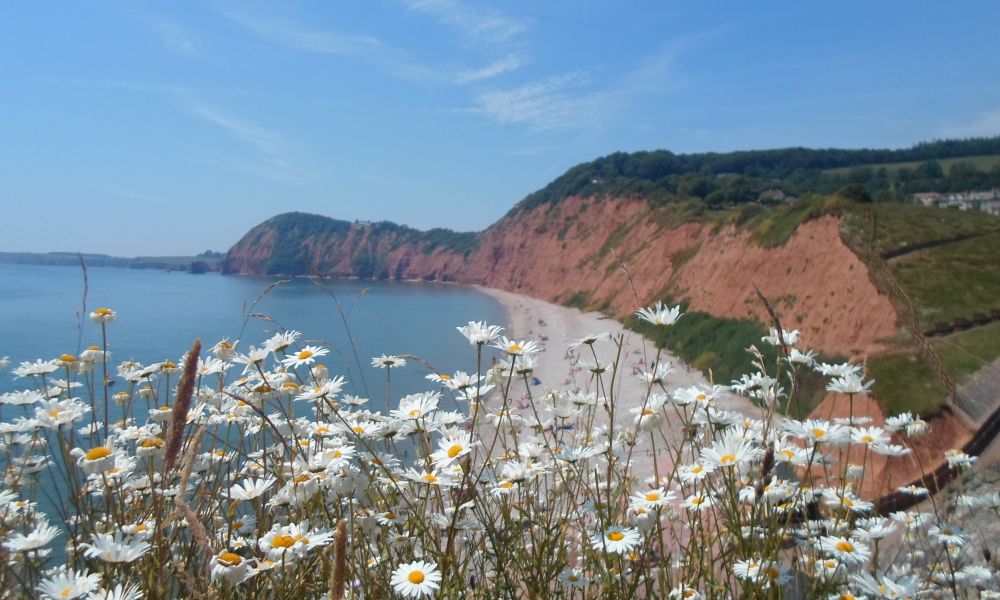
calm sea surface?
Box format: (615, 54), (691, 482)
(0, 263), (507, 402)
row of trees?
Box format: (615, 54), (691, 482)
(515, 136), (1000, 211)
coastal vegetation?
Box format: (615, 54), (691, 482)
(1, 306), (996, 598)
(509, 135), (1000, 214)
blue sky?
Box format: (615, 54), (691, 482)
(3, 1), (1000, 255)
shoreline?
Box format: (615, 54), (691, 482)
(474, 285), (758, 478)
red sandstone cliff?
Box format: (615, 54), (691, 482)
(224, 198), (898, 359)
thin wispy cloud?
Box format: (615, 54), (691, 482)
(218, 7), (384, 57)
(455, 54), (524, 84)
(939, 108), (1000, 138)
(189, 104), (308, 184)
(471, 30), (719, 132)
(400, 0), (529, 45)
(473, 73), (620, 132)
(150, 18), (198, 55)
(216, 5), (518, 85)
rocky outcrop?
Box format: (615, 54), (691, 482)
(224, 198), (898, 359)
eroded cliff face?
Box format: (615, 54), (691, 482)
(224, 198), (898, 358)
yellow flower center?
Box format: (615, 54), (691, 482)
(86, 345), (100, 351)
(49, 410), (62, 418)
(836, 540), (855, 553)
(692, 466), (703, 473)
(568, 574), (579, 582)
(159, 406), (171, 412)
(94, 307), (113, 315)
(408, 570), (425, 584)
(438, 374), (452, 380)
(162, 361), (176, 369)
(134, 523), (147, 532)
(60, 588), (73, 598)
(353, 426), (365, 434)
(691, 497), (704, 505)
(85, 447), (112, 461)
(408, 409), (421, 417)
(720, 453), (736, 465)
(59, 354), (77, 362)
(271, 534), (295, 548)
(139, 438), (164, 448)
(642, 409), (654, 415)
(384, 512), (396, 520)
(696, 393), (706, 401)
(645, 492), (660, 502)
(607, 531), (625, 542)
(499, 481), (514, 489)
(293, 474), (310, 484)
(812, 428), (826, 438)
(422, 474), (438, 483)
(283, 382), (299, 389)
(508, 344), (522, 353)
(297, 350), (313, 360)
(219, 551), (242, 566)
(447, 444), (463, 458)
(842, 497), (854, 507)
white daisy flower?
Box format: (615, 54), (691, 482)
(456, 321), (503, 345)
(211, 550), (256, 586)
(590, 526), (641, 554)
(282, 345), (328, 368)
(390, 560), (441, 598)
(372, 354), (406, 368)
(635, 302), (683, 326)
(81, 532), (150, 563)
(38, 569), (101, 599)
(491, 336), (540, 357)
(89, 307), (117, 324)
(84, 582), (143, 600)
(258, 522), (332, 561)
(227, 477), (276, 501)
(3, 521), (61, 552)
(817, 535), (871, 566)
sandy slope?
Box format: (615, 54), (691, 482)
(476, 286), (759, 479)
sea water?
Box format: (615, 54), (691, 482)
(0, 263), (507, 403)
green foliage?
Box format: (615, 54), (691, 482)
(669, 244), (701, 269)
(747, 195), (843, 247)
(841, 202), (1000, 256)
(597, 222), (633, 260)
(890, 233), (1000, 329)
(507, 137), (1000, 216)
(868, 351), (949, 416)
(256, 212), (478, 276)
(564, 291), (592, 309)
(823, 153), (1000, 176)
(933, 321), (1000, 384)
